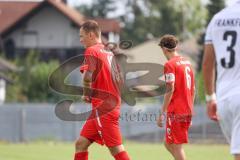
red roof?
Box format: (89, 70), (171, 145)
(0, 0), (120, 36)
(48, 0), (84, 26)
(94, 18), (121, 33)
(0, 1), (40, 34)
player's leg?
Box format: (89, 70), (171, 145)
(164, 116), (177, 158)
(235, 154), (240, 160)
(164, 142), (185, 160)
(74, 136), (92, 160)
(165, 114), (190, 160)
(75, 136), (92, 152)
(171, 144), (186, 160)
(217, 99), (233, 144)
(230, 94), (240, 160)
(231, 115), (240, 160)
(74, 119), (102, 160)
(108, 145), (130, 160)
(164, 142), (174, 156)
(218, 96), (240, 160)
(100, 111), (130, 160)
(108, 144), (125, 155)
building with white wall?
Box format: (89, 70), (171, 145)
(0, 0), (121, 60)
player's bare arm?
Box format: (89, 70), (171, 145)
(82, 70), (93, 103)
(202, 44), (218, 121)
(157, 82), (174, 127)
(202, 44), (215, 95)
(162, 83), (175, 113)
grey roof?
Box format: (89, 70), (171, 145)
(125, 38), (198, 71)
(125, 39), (167, 65)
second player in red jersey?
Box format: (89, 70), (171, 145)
(164, 56), (194, 116)
(157, 35), (195, 160)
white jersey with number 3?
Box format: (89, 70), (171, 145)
(205, 1), (240, 101)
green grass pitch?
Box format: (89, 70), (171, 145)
(0, 141), (232, 160)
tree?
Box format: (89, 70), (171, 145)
(120, 0), (206, 45)
(6, 51), (62, 102)
(120, 0), (154, 45)
(206, 0), (225, 24)
(26, 61), (60, 102)
(196, 0), (225, 103)
(197, 0), (225, 71)
(75, 0), (206, 45)
(77, 0), (116, 18)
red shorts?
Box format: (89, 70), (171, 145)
(80, 109), (122, 147)
(165, 114), (192, 144)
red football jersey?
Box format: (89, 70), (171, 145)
(164, 56), (195, 115)
(80, 43), (122, 109)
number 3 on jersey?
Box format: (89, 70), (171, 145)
(185, 66), (191, 90)
(221, 31), (237, 69)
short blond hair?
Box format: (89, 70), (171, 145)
(81, 20), (101, 37)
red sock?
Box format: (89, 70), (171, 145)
(74, 151), (88, 160)
(114, 151), (130, 160)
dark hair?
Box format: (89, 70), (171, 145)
(81, 20), (101, 37)
(159, 34), (178, 50)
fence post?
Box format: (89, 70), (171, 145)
(19, 107), (26, 142)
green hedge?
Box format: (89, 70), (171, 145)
(6, 51), (62, 102)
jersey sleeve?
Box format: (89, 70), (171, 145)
(80, 48), (97, 73)
(205, 17), (215, 45)
(164, 62), (175, 84)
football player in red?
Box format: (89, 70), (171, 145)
(157, 35), (195, 160)
(74, 20), (130, 160)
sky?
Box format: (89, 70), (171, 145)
(68, 0), (127, 18)
(68, 0), (237, 7)
(67, 0), (238, 18)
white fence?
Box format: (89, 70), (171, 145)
(0, 103), (225, 143)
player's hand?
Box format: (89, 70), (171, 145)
(157, 113), (165, 127)
(81, 96), (91, 103)
(207, 100), (219, 122)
